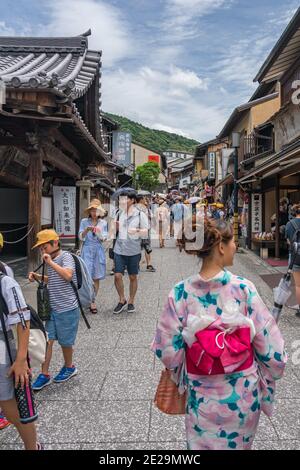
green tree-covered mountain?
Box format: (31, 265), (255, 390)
(105, 112), (199, 155)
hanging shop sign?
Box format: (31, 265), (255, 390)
(208, 152), (216, 179)
(251, 193), (262, 233)
(53, 186), (76, 239)
(112, 131), (131, 166)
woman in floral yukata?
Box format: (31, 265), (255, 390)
(152, 218), (287, 450)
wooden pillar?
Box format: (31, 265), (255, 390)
(27, 150), (42, 272)
(275, 174), (280, 259)
(76, 180), (94, 221)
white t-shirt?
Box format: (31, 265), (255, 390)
(114, 207), (149, 256)
(0, 274), (30, 331)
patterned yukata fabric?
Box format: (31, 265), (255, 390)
(151, 270), (287, 450)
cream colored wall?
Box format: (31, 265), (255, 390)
(234, 113), (251, 134)
(132, 143), (160, 166)
(131, 143), (165, 183)
(229, 97), (280, 138)
(251, 97), (280, 129)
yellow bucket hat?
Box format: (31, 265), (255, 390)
(0, 232), (3, 249)
(32, 229), (59, 249)
(84, 198), (106, 217)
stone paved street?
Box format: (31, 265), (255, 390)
(0, 241), (300, 450)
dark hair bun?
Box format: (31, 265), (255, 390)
(183, 217), (233, 258)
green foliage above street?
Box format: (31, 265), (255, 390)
(135, 161), (160, 191)
(105, 112), (199, 154)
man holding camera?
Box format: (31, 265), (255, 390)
(112, 190), (149, 314)
(136, 195), (156, 272)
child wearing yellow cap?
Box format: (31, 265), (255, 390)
(29, 229), (80, 390)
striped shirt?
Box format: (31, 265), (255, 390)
(47, 251), (78, 314)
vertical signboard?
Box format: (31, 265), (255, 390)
(251, 193), (262, 233)
(53, 186), (76, 239)
(112, 132), (131, 165)
(208, 152), (216, 179)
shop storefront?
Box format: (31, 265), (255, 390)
(238, 141), (300, 261)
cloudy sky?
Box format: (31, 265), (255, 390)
(0, 0), (298, 141)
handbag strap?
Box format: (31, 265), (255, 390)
(70, 281), (91, 330)
(41, 261), (45, 282)
(112, 210), (120, 249)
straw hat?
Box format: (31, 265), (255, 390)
(84, 198), (106, 217)
(32, 229), (59, 249)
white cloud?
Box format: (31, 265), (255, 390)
(0, 21), (32, 36)
(41, 0), (134, 67)
(212, 33), (276, 91)
(103, 65), (226, 141)
(167, 0), (231, 15)
(152, 123), (192, 138)
(162, 0), (235, 40)
(0, 21), (17, 36)
(268, 7), (297, 27)
(170, 66), (209, 90)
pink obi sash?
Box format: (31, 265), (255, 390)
(186, 326), (254, 375)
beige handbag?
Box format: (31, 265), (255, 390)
(12, 325), (47, 368)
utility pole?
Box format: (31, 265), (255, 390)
(232, 132), (240, 246)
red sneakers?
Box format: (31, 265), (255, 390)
(0, 415), (10, 430)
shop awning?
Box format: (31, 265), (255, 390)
(237, 138), (300, 183)
(215, 173), (234, 188)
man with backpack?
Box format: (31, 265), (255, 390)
(285, 203), (300, 318)
(28, 229), (80, 390)
(112, 190), (149, 314)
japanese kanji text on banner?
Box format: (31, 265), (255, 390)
(53, 186), (76, 239)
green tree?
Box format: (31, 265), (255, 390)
(135, 161), (160, 191)
(104, 112), (200, 154)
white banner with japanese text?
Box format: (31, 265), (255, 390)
(53, 186), (76, 239)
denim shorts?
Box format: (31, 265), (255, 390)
(114, 253), (141, 275)
(46, 308), (80, 347)
(0, 331), (17, 401)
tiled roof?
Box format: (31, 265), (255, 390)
(0, 30), (101, 99)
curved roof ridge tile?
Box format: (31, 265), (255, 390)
(2, 53), (46, 80)
(10, 53), (60, 83)
(0, 54), (34, 74)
